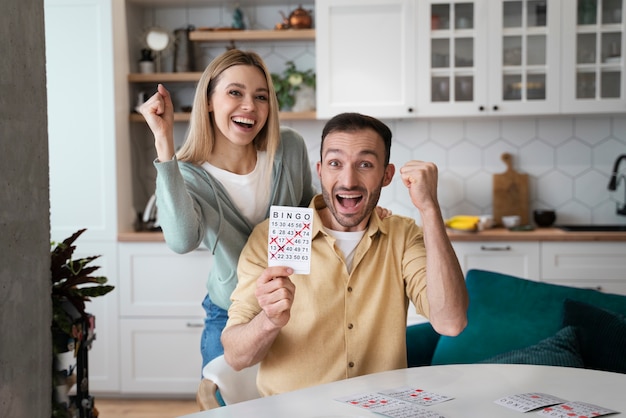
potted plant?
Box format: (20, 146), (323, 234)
(51, 228), (114, 418)
(271, 61), (316, 111)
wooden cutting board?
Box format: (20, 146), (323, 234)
(493, 153), (529, 226)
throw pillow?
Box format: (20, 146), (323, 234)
(480, 326), (584, 368)
(562, 299), (626, 374)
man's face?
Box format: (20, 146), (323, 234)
(316, 128), (394, 232)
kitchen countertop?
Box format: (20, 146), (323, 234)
(446, 227), (626, 242)
(118, 227), (626, 243)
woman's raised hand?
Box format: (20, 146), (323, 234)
(139, 83), (176, 162)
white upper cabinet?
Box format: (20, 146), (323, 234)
(316, 0), (626, 118)
(561, 0), (626, 113)
(417, 0), (561, 117)
(315, 0), (417, 119)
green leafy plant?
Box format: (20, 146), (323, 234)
(51, 228), (114, 417)
(51, 229), (114, 339)
(271, 61), (316, 111)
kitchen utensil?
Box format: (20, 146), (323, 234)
(493, 153), (529, 227)
(278, 5), (313, 29)
(173, 26), (195, 73)
(533, 209), (556, 227)
(288, 5), (313, 28)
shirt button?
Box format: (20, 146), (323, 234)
(347, 286), (353, 292)
(347, 323), (353, 329)
(348, 362), (355, 368)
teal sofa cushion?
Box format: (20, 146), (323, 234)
(430, 269), (626, 365)
(480, 325), (584, 368)
(562, 299), (626, 374)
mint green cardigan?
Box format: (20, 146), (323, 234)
(154, 127), (316, 310)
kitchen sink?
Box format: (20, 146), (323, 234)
(556, 224), (626, 232)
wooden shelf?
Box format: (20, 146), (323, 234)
(129, 111), (317, 122)
(189, 28), (315, 42)
(128, 72), (202, 82)
(129, 112), (192, 122)
(278, 110), (316, 120)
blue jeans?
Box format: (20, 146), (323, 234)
(200, 294), (228, 369)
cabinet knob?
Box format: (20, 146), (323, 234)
(479, 105), (485, 111)
(493, 105), (499, 111)
(407, 107), (414, 113)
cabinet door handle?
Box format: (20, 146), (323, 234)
(186, 322), (204, 328)
(480, 245), (511, 251)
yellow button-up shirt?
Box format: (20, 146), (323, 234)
(226, 195), (430, 396)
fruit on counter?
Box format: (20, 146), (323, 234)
(445, 215), (480, 231)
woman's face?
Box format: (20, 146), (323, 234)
(208, 64), (270, 148)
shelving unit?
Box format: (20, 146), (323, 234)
(127, 70), (316, 122)
(129, 109), (316, 122)
(128, 29), (318, 121)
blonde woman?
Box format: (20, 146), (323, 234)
(139, 49), (315, 368)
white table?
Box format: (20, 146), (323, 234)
(179, 364), (626, 418)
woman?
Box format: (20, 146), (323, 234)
(139, 49), (316, 368)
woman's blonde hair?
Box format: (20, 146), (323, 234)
(176, 49), (281, 166)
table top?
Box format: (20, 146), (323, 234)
(179, 364), (625, 418)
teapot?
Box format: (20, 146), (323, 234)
(277, 5), (313, 29)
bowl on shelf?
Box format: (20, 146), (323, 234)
(533, 209), (556, 227)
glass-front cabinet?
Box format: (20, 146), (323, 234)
(417, 0), (561, 116)
(562, 0), (626, 113)
(416, 0), (488, 116)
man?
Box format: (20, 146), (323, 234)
(221, 112), (469, 396)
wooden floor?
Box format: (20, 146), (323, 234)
(94, 398), (200, 418)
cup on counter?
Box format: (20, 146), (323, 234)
(478, 215), (493, 231)
(502, 215), (521, 229)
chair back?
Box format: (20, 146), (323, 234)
(200, 355), (260, 406)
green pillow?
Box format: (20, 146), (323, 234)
(562, 299), (626, 374)
(480, 326), (584, 368)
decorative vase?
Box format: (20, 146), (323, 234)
(292, 85), (316, 112)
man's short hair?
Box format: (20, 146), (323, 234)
(321, 112), (392, 166)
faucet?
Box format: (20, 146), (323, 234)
(608, 154), (626, 216)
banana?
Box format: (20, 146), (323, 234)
(445, 215), (480, 232)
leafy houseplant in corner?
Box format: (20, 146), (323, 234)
(271, 60), (316, 112)
(51, 228), (114, 418)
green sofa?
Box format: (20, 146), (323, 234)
(406, 269), (626, 373)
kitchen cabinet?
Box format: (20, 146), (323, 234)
(561, 0), (626, 113)
(317, 0), (626, 118)
(541, 242), (626, 294)
(417, 0), (561, 116)
(118, 242), (209, 394)
(451, 239), (626, 296)
(452, 241), (541, 279)
(315, 0), (417, 118)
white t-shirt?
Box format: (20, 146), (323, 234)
(324, 227), (366, 273)
(201, 151), (270, 225)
